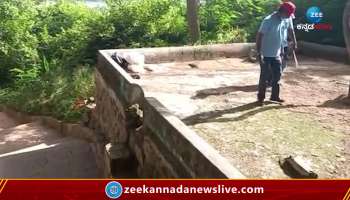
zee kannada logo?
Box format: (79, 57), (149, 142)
(296, 6), (332, 32)
(306, 6), (323, 23)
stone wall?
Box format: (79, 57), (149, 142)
(298, 41), (349, 63)
(92, 44), (249, 178)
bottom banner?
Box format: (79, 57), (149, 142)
(0, 179), (349, 200)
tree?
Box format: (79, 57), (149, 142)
(186, 0), (200, 44)
(344, 0), (350, 97)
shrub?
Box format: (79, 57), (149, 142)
(105, 0), (187, 48)
(34, 1), (104, 67)
(1, 63), (94, 122)
(0, 0), (98, 121)
(0, 0), (39, 85)
(200, 0), (280, 43)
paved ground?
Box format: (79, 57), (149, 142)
(0, 112), (101, 178)
(136, 57), (350, 178)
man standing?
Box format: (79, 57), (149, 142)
(256, 2), (296, 105)
(281, 0), (297, 71)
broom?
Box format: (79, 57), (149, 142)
(292, 50), (299, 68)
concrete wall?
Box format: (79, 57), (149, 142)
(298, 41), (349, 63)
(101, 43), (254, 64)
(92, 43), (250, 178)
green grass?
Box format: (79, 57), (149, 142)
(191, 105), (346, 177)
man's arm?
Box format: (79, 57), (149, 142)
(256, 32), (264, 55)
(257, 18), (268, 56)
(288, 18), (297, 49)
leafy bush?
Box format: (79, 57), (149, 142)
(105, 0), (187, 48)
(0, 1), (99, 121)
(200, 0), (280, 43)
(0, 0), (39, 85)
(35, 1), (104, 67)
(0, 64), (94, 122)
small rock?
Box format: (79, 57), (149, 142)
(327, 165), (336, 172)
(130, 74), (141, 79)
(86, 103), (96, 109)
(335, 146), (345, 151)
(279, 156), (318, 179)
(188, 63), (199, 69)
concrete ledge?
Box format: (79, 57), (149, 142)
(144, 98), (244, 178)
(97, 53), (145, 107)
(101, 43), (255, 64)
(97, 44), (247, 178)
(298, 41), (349, 63)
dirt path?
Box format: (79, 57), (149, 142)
(0, 112), (101, 178)
(0, 112), (19, 131)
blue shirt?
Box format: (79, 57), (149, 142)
(282, 17), (294, 47)
(259, 12), (290, 57)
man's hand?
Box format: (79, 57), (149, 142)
(257, 53), (261, 62)
(257, 52), (263, 64)
(288, 27), (297, 50)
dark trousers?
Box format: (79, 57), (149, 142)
(281, 46), (289, 71)
(267, 47), (288, 81)
(258, 57), (282, 101)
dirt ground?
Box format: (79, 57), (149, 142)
(136, 57), (350, 178)
(0, 112), (19, 132)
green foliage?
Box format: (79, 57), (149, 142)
(106, 0), (187, 48)
(200, 0), (280, 43)
(35, 1), (104, 66)
(0, 65), (94, 122)
(0, 0), (39, 85)
(0, 0), (98, 121)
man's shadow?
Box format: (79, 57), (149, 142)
(192, 85), (258, 99)
(319, 95), (350, 109)
(183, 101), (306, 125)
